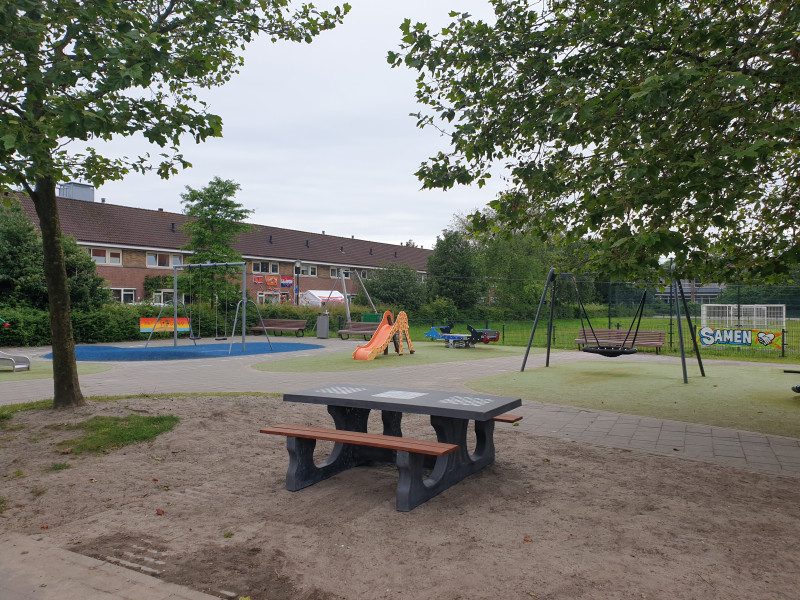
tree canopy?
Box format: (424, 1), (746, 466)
(0, 202), (110, 311)
(426, 229), (484, 309)
(391, 0), (800, 283)
(0, 0), (348, 408)
(364, 262), (427, 311)
(181, 177), (252, 264)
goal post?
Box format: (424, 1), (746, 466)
(700, 304), (786, 330)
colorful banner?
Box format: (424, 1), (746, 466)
(139, 317), (191, 333)
(696, 327), (783, 350)
(280, 276), (294, 288)
(254, 275), (280, 286)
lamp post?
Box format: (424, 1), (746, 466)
(294, 260), (302, 305)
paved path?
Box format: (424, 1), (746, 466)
(2, 338), (799, 599)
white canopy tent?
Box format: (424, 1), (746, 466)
(298, 290), (346, 307)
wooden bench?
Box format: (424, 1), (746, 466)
(261, 424), (458, 510)
(492, 414), (522, 424)
(262, 424), (458, 456)
(574, 329), (665, 353)
(250, 319), (307, 337)
(337, 321), (379, 340)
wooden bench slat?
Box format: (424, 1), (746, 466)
(492, 414), (523, 423)
(261, 425), (458, 456)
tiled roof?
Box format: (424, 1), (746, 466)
(11, 192), (432, 271)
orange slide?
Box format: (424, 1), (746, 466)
(352, 311), (415, 361)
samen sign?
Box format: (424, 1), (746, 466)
(696, 327), (782, 350)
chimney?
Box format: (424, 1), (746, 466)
(158, 208), (163, 212)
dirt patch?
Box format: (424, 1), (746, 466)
(1, 395), (799, 599)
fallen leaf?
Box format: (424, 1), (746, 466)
(152, 478), (158, 482)
(542, 458), (550, 462)
(523, 536), (532, 543)
(58, 447), (73, 455)
(156, 508), (165, 516)
(40, 525), (48, 530)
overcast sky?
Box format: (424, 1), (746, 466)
(91, 1), (500, 250)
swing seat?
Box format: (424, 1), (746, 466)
(582, 346), (638, 358)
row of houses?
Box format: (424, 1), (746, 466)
(13, 187), (432, 306)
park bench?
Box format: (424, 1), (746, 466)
(337, 321), (379, 340)
(250, 319), (308, 337)
(574, 328), (665, 353)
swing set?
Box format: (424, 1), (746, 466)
(145, 261), (272, 353)
(521, 268), (705, 383)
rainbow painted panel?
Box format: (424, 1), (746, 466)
(139, 318), (191, 333)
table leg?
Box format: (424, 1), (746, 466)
(395, 416), (496, 511)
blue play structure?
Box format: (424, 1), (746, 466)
(425, 323), (500, 348)
(45, 342), (322, 362)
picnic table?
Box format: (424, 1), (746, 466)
(262, 384), (522, 511)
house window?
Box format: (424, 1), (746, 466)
(257, 291), (280, 304)
(111, 288), (136, 304)
(147, 252), (181, 268)
(253, 261), (280, 274)
(330, 268), (350, 279)
(300, 264), (317, 276)
(360, 270), (369, 279)
(152, 290), (179, 305)
(86, 247), (122, 265)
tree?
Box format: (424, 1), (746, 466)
(0, 202), (110, 311)
(0, 1), (349, 408)
(477, 232), (565, 316)
(364, 262), (427, 311)
(426, 229), (484, 310)
(180, 177), (252, 304)
(390, 0), (800, 284)
(181, 177), (252, 263)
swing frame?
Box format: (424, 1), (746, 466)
(146, 261), (273, 353)
(520, 268), (705, 383)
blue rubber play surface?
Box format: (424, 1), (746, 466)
(44, 342), (323, 362)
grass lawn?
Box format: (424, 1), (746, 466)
(253, 340), (527, 373)
(468, 361), (800, 438)
(0, 361), (111, 382)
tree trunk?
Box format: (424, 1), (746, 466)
(29, 177), (85, 408)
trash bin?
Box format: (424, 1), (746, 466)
(316, 313), (329, 339)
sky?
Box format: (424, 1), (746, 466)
(91, 1), (501, 250)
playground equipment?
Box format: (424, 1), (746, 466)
(0, 350), (31, 372)
(438, 324), (500, 348)
(0, 318), (31, 371)
(521, 268), (705, 383)
(318, 267), (378, 324)
(145, 262), (272, 353)
(352, 311), (414, 361)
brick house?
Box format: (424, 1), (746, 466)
(12, 191), (431, 305)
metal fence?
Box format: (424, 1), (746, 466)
(406, 282), (800, 361)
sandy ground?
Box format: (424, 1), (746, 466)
(1, 394), (799, 600)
